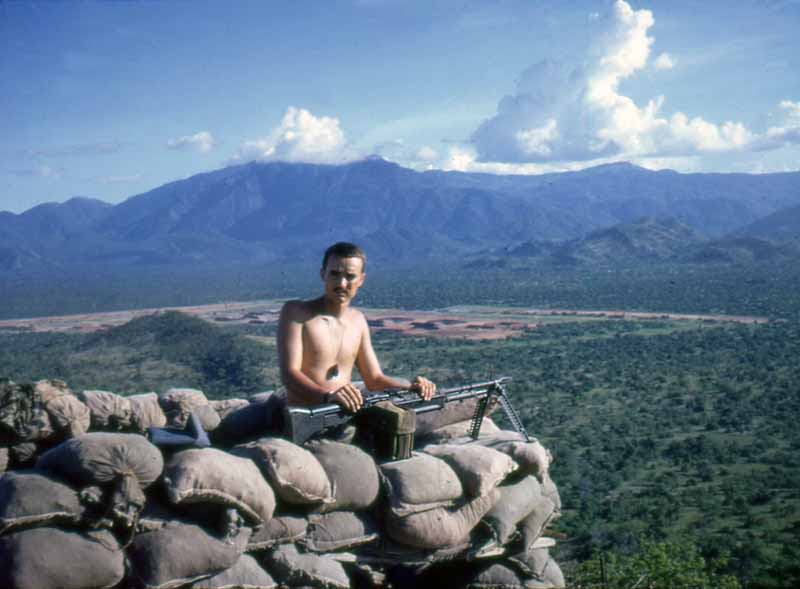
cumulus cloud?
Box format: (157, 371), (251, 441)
(166, 131), (216, 153)
(759, 99), (800, 148)
(232, 107), (357, 164)
(653, 52), (675, 70)
(471, 0), (761, 165)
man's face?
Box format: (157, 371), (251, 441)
(321, 255), (366, 305)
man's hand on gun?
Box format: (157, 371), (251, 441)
(327, 383), (364, 413)
(411, 375), (436, 401)
(326, 376), (436, 412)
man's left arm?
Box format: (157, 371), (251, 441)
(355, 314), (436, 400)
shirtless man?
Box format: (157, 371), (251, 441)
(278, 242), (436, 411)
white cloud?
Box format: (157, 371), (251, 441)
(471, 0), (763, 165)
(166, 131), (216, 153)
(415, 146), (439, 162)
(759, 99), (800, 148)
(653, 52), (675, 70)
(232, 107), (357, 164)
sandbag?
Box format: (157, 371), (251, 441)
(0, 527), (124, 589)
(0, 446), (9, 474)
(191, 554), (277, 589)
(540, 473), (561, 515)
(470, 432), (551, 481)
(465, 562), (526, 589)
(0, 380), (54, 444)
(508, 547), (566, 588)
(380, 453), (463, 516)
(164, 448), (275, 524)
(44, 394), (91, 439)
(195, 403), (222, 432)
(231, 437), (331, 506)
(419, 416), (501, 444)
(247, 514), (307, 551)
(483, 475), (543, 546)
(128, 392), (168, 431)
(79, 389), (133, 430)
(160, 387), (211, 428)
(128, 522), (252, 589)
(307, 439), (380, 512)
(37, 432), (164, 488)
(303, 511), (379, 552)
(9, 442), (38, 467)
(34, 379), (72, 403)
(209, 398), (249, 420)
(520, 497), (557, 552)
(385, 490), (498, 549)
(267, 543), (351, 589)
(415, 395), (498, 436)
(212, 393), (285, 447)
(0, 471), (84, 534)
(160, 387), (209, 413)
(422, 443), (516, 497)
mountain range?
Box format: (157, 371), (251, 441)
(2, 158), (800, 271)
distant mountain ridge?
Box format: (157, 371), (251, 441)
(2, 159), (800, 270)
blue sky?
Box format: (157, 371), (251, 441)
(2, 0), (799, 213)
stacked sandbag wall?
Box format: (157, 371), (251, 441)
(0, 378), (565, 589)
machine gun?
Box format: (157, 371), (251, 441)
(283, 377), (529, 449)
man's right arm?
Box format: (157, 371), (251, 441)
(277, 302), (330, 405)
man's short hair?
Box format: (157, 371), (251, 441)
(322, 242), (367, 271)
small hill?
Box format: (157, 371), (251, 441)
(552, 217), (705, 265)
(733, 201), (800, 241)
(0, 312), (275, 397)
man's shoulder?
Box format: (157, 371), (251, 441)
(280, 299), (316, 321)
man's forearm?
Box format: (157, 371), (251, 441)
(365, 374), (411, 391)
(282, 369), (331, 405)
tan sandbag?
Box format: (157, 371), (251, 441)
(380, 452), (463, 516)
(422, 443), (517, 497)
(37, 432), (164, 488)
(470, 431), (551, 480)
(415, 394), (498, 436)
(128, 392), (168, 431)
(466, 562), (526, 589)
(78, 390), (133, 430)
(483, 475), (542, 545)
(128, 522), (252, 589)
(420, 416), (501, 444)
(0, 527), (124, 589)
(45, 395), (91, 439)
(520, 496), (557, 552)
(0, 471), (84, 534)
(267, 543), (351, 589)
(209, 398), (250, 420)
(540, 473), (561, 514)
(303, 511), (379, 553)
(191, 554), (277, 589)
(164, 448), (275, 524)
(231, 437), (331, 505)
(508, 547), (566, 588)
(247, 515), (307, 552)
(34, 379), (72, 403)
(385, 490), (498, 549)
(0, 446), (9, 474)
(194, 403), (222, 432)
(160, 387), (209, 414)
(307, 440), (380, 512)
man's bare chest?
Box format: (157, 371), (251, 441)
(302, 316), (361, 360)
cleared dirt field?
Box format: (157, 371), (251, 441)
(0, 300), (770, 340)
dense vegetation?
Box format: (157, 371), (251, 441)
(1, 261), (799, 588)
